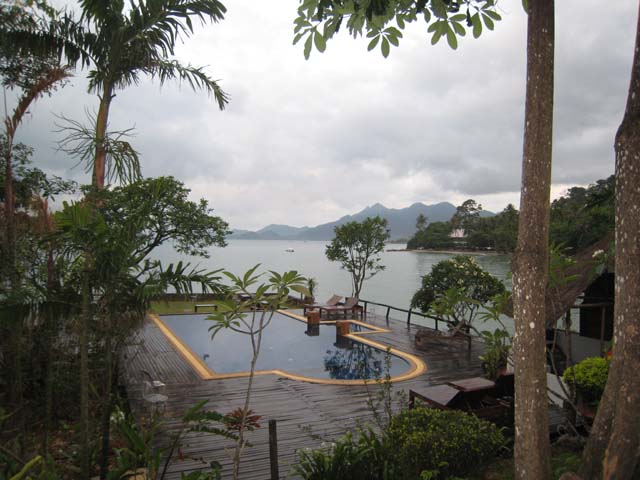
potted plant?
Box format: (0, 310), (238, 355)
(305, 277), (318, 305)
(479, 328), (511, 380)
(563, 356), (610, 419)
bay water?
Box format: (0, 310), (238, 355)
(154, 240), (511, 327)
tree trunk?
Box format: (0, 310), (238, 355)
(93, 84), (113, 189)
(511, 0), (554, 478)
(581, 5), (640, 478)
(99, 331), (113, 480)
(80, 265), (92, 479)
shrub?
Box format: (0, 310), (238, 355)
(563, 357), (610, 406)
(294, 430), (395, 480)
(385, 408), (505, 479)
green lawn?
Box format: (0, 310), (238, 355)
(149, 300), (217, 315)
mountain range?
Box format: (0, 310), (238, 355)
(230, 202), (494, 241)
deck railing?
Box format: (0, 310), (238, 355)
(358, 298), (452, 331)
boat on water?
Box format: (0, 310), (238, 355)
(285, 248), (295, 252)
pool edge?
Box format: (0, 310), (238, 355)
(150, 310), (428, 385)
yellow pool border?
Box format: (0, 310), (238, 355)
(149, 310), (427, 385)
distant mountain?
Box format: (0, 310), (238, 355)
(231, 201), (494, 241)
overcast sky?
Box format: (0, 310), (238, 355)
(10, 1), (637, 230)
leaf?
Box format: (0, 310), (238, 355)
(367, 35), (380, 51)
(397, 15), (405, 29)
(431, 0), (448, 19)
(314, 31), (326, 52)
(381, 37), (390, 58)
(471, 13), (482, 38)
(482, 14), (495, 31)
(303, 33), (313, 59)
(388, 34), (400, 47)
(293, 32), (305, 45)
(384, 26), (402, 38)
(484, 10), (502, 21)
(431, 28), (444, 45)
(451, 20), (466, 36)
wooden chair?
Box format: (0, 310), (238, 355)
(303, 294), (343, 315)
(321, 297), (359, 319)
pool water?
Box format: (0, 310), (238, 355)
(159, 313), (410, 381)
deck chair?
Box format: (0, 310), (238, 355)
(303, 294), (343, 315)
(321, 296), (359, 319)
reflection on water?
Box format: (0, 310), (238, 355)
(324, 342), (403, 380)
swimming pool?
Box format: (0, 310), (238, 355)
(153, 311), (426, 384)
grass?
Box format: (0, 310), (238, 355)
(149, 300), (217, 315)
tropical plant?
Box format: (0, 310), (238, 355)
(108, 401), (234, 480)
(479, 328), (511, 380)
(208, 266), (308, 480)
(325, 216), (390, 298)
(563, 357), (610, 408)
(8, 0), (231, 189)
(411, 255), (505, 333)
(53, 178), (228, 477)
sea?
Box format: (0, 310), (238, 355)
(153, 240), (512, 329)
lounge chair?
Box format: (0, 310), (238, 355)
(303, 294), (343, 315)
(321, 296), (360, 319)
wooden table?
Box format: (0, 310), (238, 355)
(409, 384), (461, 409)
(447, 377), (495, 393)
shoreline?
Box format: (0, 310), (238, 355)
(386, 248), (509, 257)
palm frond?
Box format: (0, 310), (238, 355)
(145, 59), (229, 109)
(126, 0), (226, 57)
(55, 112), (142, 186)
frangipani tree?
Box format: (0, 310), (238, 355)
(208, 266), (308, 480)
(411, 255), (505, 334)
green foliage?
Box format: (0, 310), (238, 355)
(549, 176), (614, 253)
(325, 216), (390, 298)
(0, 140), (77, 206)
(411, 255), (505, 329)
(294, 428), (399, 480)
(296, 408), (505, 480)
(108, 401), (231, 480)
(406, 203), (519, 253)
(386, 408), (505, 479)
(479, 328), (510, 380)
(563, 357), (610, 407)
(406, 221), (452, 250)
(293, 0), (502, 59)
(451, 198), (481, 231)
(207, 266), (308, 478)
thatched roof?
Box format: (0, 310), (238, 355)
(503, 234), (614, 326)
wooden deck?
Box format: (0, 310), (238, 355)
(119, 311), (560, 479)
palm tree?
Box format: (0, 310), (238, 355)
(3, 3), (230, 476)
(70, 0), (229, 188)
(3, 0), (229, 188)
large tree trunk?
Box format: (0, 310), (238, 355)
(580, 4), (640, 478)
(511, 0), (554, 478)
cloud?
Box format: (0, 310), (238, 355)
(7, 0), (637, 229)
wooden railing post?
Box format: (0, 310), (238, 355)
(407, 309), (412, 326)
(269, 419), (279, 480)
